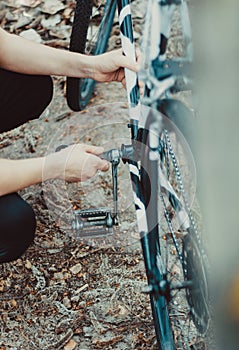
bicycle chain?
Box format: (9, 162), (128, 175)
(159, 191), (185, 269)
(160, 129), (210, 332)
(163, 129), (203, 253)
(164, 129), (210, 271)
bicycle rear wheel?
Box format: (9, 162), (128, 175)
(67, 0), (116, 111)
(139, 107), (210, 349)
(139, 111), (175, 350)
(141, 230), (175, 350)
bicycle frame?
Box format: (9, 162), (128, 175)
(69, 1), (209, 347)
(117, 0), (194, 274)
(116, 0), (209, 344)
(71, 0), (195, 296)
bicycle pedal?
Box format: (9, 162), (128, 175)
(74, 207), (112, 218)
(72, 207), (117, 238)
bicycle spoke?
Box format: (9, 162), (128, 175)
(154, 125), (210, 348)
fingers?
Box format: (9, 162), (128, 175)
(79, 144), (110, 171)
(79, 144), (110, 173)
(84, 144), (104, 155)
(118, 48), (142, 72)
(96, 157), (110, 172)
(57, 144), (110, 181)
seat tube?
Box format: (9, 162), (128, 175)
(117, 0), (140, 135)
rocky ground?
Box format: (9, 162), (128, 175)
(0, 1), (207, 350)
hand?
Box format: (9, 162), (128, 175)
(46, 144), (109, 182)
(90, 49), (141, 87)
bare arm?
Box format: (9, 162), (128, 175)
(0, 27), (96, 77)
(0, 27), (139, 196)
(0, 27), (139, 82)
(0, 145), (109, 196)
(0, 157), (44, 196)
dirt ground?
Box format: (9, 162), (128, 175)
(0, 1), (205, 350)
(0, 1), (159, 349)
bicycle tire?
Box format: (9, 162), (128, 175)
(139, 108), (210, 349)
(160, 101), (210, 335)
(140, 120), (175, 350)
(141, 230), (175, 350)
(157, 98), (196, 159)
(67, 0), (116, 111)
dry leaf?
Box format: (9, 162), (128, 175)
(69, 263), (82, 275)
(118, 304), (128, 316)
(41, 0), (65, 15)
(25, 259), (32, 269)
(10, 299), (18, 308)
(14, 15), (33, 30)
(20, 28), (41, 42)
(64, 339), (77, 350)
(41, 14), (61, 28)
(5, 0), (40, 8)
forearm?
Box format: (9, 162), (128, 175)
(0, 158), (45, 196)
(0, 28), (95, 77)
(0, 144), (109, 196)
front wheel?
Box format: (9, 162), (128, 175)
(67, 0), (116, 111)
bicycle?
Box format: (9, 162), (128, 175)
(65, 0), (211, 349)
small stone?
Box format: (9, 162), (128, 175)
(70, 295), (79, 303)
(10, 299), (18, 308)
(63, 296), (71, 308)
(0, 280), (5, 292)
(118, 304), (128, 316)
(25, 260), (32, 269)
(54, 272), (64, 280)
(69, 263), (82, 275)
(83, 326), (93, 338)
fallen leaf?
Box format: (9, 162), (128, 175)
(25, 260), (32, 269)
(20, 28), (41, 42)
(41, 0), (65, 15)
(64, 339), (77, 350)
(14, 15), (33, 29)
(62, 7), (73, 20)
(69, 263), (82, 275)
(5, 0), (40, 8)
(92, 335), (123, 347)
(10, 299), (18, 308)
(41, 14), (61, 28)
(49, 25), (70, 39)
(118, 304), (128, 316)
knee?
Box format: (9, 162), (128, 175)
(0, 195), (36, 263)
(35, 75), (54, 113)
(26, 75), (53, 120)
(0, 72), (54, 133)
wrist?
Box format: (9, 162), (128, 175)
(67, 52), (96, 79)
(43, 153), (61, 181)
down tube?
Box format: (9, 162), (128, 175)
(117, 0), (141, 130)
(116, 0), (148, 235)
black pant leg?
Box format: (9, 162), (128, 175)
(0, 70), (53, 261)
(0, 69), (53, 133)
(0, 193), (36, 263)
